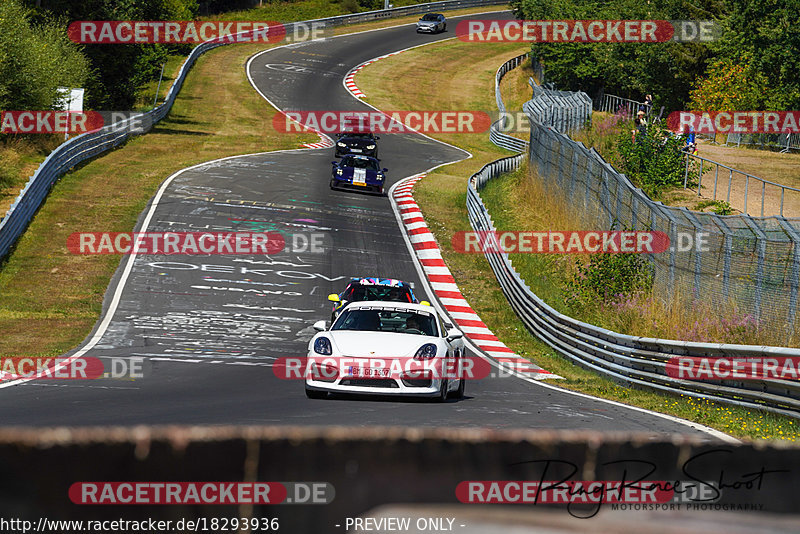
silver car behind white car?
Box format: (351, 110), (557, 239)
(416, 13), (446, 34)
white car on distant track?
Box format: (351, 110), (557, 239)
(305, 301), (466, 401)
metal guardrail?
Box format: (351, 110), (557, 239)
(525, 78), (592, 133)
(469, 54), (800, 418)
(683, 152), (800, 217)
(467, 157), (800, 418)
(0, 0), (509, 262)
(491, 52), (530, 153)
(597, 93), (648, 117)
(727, 132), (800, 153)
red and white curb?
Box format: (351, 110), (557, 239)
(302, 134), (334, 150)
(393, 174), (561, 380)
(343, 51), (403, 100)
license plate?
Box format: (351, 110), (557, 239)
(353, 169), (367, 186)
(351, 148), (362, 153)
(347, 366), (389, 378)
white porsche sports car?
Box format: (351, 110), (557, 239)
(305, 301), (466, 401)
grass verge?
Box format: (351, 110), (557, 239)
(356, 36), (800, 441)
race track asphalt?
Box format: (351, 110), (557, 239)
(0, 12), (726, 440)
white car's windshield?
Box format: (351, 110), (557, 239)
(421, 14), (440, 21)
(333, 309), (437, 336)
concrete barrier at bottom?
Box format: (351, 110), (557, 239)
(0, 427), (797, 531)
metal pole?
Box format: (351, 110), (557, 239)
(153, 63), (166, 109)
(727, 169), (733, 204)
(744, 174), (749, 215)
(683, 155), (690, 188)
(713, 165), (719, 200)
(697, 159), (703, 195)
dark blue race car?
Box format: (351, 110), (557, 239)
(330, 155), (387, 195)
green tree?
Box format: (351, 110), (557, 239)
(712, 0), (800, 110)
(27, 0), (198, 109)
(510, 0), (720, 111)
(689, 56), (770, 111)
(0, 0), (90, 112)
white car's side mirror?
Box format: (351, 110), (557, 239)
(313, 320), (327, 332)
(446, 328), (463, 341)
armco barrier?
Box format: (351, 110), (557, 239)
(0, 0), (508, 262)
(491, 52), (530, 152)
(524, 79), (592, 133)
(470, 55), (800, 418)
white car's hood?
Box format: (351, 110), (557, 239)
(329, 331), (435, 358)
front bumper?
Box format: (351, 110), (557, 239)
(416, 25), (438, 33)
(331, 175), (383, 193)
(305, 377), (443, 397)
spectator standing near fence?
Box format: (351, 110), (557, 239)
(633, 110), (648, 142)
(641, 94), (653, 115)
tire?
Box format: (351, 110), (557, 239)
(329, 178), (336, 189)
(452, 375), (465, 399)
(441, 23), (446, 33)
(305, 387), (327, 399)
(435, 378), (448, 402)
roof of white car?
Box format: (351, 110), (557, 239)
(345, 301), (435, 313)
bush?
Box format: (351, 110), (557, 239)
(695, 199), (734, 215)
(564, 251), (653, 311)
(0, 1), (90, 112)
(615, 121), (697, 199)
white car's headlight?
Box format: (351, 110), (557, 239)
(414, 343), (437, 360)
(314, 337), (333, 355)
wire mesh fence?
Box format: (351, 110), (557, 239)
(525, 114), (800, 330)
